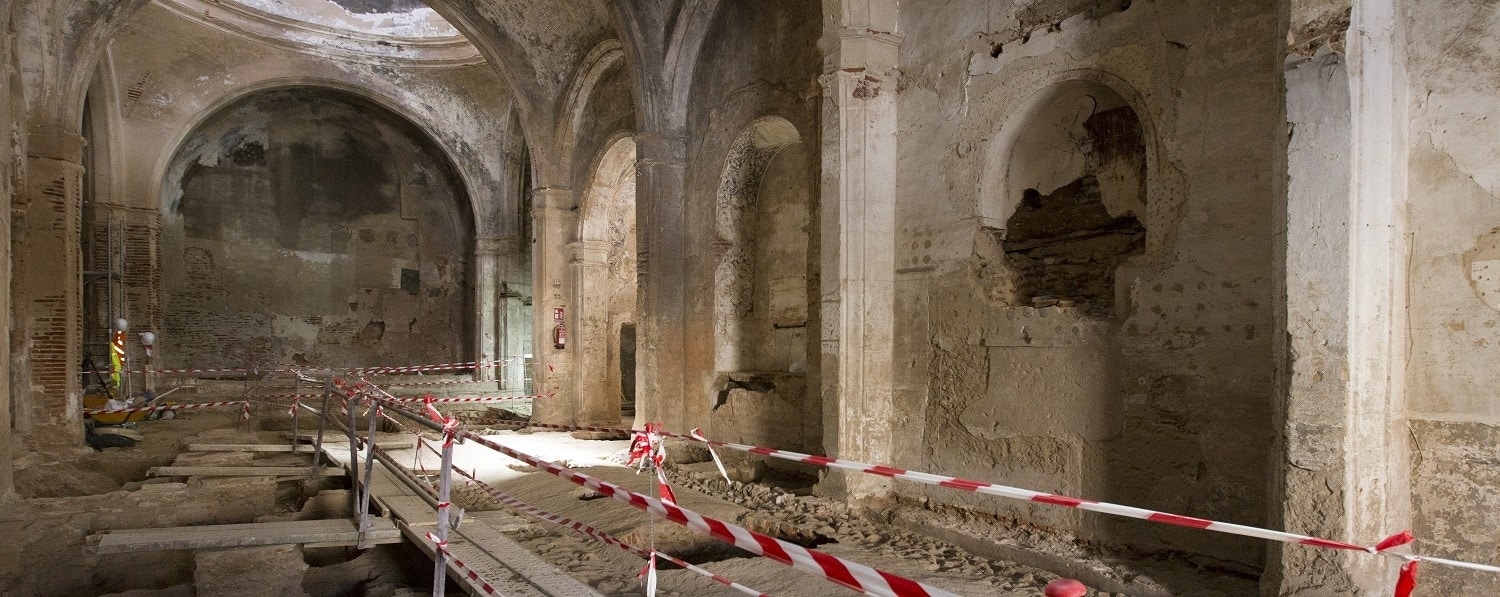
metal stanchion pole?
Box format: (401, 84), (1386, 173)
(311, 379), (331, 480)
(290, 376), (301, 452)
(347, 391), (361, 493)
(433, 434), (455, 597)
(357, 399), (379, 548)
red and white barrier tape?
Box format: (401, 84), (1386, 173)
(374, 378), (534, 388)
(628, 423), (678, 505)
(372, 399), (954, 597)
(84, 400), (251, 420)
(340, 358), (517, 376)
(384, 394), (554, 405)
(447, 463), (769, 596)
(243, 393), (324, 401)
(421, 532), (502, 596)
(84, 366), (248, 377)
(465, 418), (1493, 592)
(93, 357), (529, 378)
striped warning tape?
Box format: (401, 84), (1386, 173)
(84, 400), (251, 421)
(371, 399), (956, 597)
(383, 394), (554, 405)
(465, 418), (1493, 593)
(93, 357), (530, 378)
(373, 378), (535, 388)
(443, 463), (769, 596)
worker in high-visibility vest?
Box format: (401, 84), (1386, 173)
(110, 318), (128, 389)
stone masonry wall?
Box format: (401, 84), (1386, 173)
(895, 0), (1282, 567)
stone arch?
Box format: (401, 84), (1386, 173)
(571, 134), (638, 425)
(556, 40), (626, 171)
(150, 78), (499, 233)
(156, 86), (476, 369)
(981, 77), (1152, 316)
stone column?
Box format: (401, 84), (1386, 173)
(473, 237), (502, 382)
(529, 188), (576, 424)
(495, 236), (530, 393)
(476, 235), (530, 387)
(11, 125), (86, 447)
(633, 132), (693, 431)
(570, 240), (615, 425)
(817, 27), (902, 499)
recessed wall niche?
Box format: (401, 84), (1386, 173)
(158, 87), (473, 368)
(985, 80), (1147, 316)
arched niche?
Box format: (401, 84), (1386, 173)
(157, 86), (474, 368)
(713, 116), (806, 373)
(984, 79), (1148, 316)
(573, 135), (638, 423)
(709, 116), (818, 456)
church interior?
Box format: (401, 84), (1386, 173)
(2, 0), (1498, 595)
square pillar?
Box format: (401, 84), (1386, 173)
(818, 30), (902, 499)
(11, 126), (86, 447)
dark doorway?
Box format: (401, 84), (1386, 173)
(619, 323), (636, 416)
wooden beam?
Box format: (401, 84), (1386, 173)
(91, 518), (401, 554)
(147, 466), (345, 477)
(183, 444), (321, 453)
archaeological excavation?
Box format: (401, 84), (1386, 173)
(2, 0), (1499, 595)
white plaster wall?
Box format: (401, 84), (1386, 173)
(1404, 1), (1500, 593)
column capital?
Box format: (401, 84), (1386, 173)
(476, 235), (525, 254)
(831, 29), (903, 72)
(530, 186), (574, 211)
(25, 124), (86, 163)
(633, 132), (688, 162)
(568, 240), (612, 265)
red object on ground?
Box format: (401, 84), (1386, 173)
(1044, 578), (1087, 597)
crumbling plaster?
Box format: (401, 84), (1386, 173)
(104, 3), (516, 238)
(1403, 0), (1500, 593)
(895, 0), (1281, 565)
(156, 88), (473, 368)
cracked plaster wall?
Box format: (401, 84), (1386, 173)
(895, 0), (1281, 567)
(1405, 1), (1500, 593)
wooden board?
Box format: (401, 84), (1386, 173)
(448, 518), (605, 597)
(283, 432), (413, 448)
(183, 443), (321, 453)
(91, 518), (401, 554)
(147, 466), (345, 477)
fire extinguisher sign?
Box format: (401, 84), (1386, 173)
(553, 307), (565, 323)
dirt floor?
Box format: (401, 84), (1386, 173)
(0, 401), (1259, 597)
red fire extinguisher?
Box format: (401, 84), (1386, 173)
(553, 321), (567, 350)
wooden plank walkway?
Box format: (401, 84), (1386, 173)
(91, 518), (401, 554)
(321, 444), (604, 597)
(147, 466), (346, 477)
